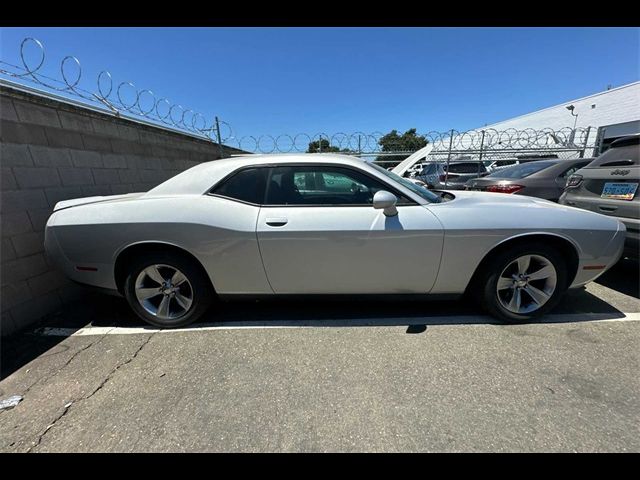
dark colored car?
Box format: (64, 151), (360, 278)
(465, 158), (592, 201)
(560, 134), (639, 260)
(415, 161), (489, 190)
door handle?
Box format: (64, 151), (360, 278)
(266, 218), (288, 227)
(598, 205), (618, 212)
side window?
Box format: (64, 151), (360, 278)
(211, 167), (267, 204)
(265, 166), (410, 206)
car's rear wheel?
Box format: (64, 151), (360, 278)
(123, 251), (212, 328)
(477, 243), (568, 323)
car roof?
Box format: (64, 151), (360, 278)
(146, 153), (371, 196)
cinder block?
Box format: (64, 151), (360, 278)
(58, 167), (94, 186)
(1, 189), (48, 213)
(91, 117), (121, 138)
(139, 169), (163, 183)
(0, 121), (49, 145)
(44, 186), (85, 207)
(1, 143), (33, 167)
(28, 208), (53, 232)
(1, 238), (17, 262)
(1, 211), (34, 236)
(118, 168), (140, 184)
(13, 100), (61, 128)
(81, 133), (113, 152)
(126, 155), (146, 170)
(92, 169), (120, 185)
(27, 269), (67, 297)
(10, 291), (61, 330)
(70, 149), (103, 168)
(1, 254), (48, 284)
(111, 138), (138, 155)
(102, 154), (128, 169)
(2, 168), (17, 189)
(29, 145), (72, 167)
(0, 96), (19, 121)
(110, 184), (134, 194)
(45, 127), (84, 149)
(58, 110), (95, 133)
(11, 231), (45, 257)
(81, 185), (112, 197)
(117, 124), (141, 142)
(13, 167), (61, 189)
(1, 281), (33, 311)
(132, 183), (153, 192)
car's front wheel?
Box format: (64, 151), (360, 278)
(478, 243), (568, 323)
(123, 251), (212, 328)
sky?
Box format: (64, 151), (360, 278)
(1, 27), (639, 140)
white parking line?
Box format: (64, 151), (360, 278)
(33, 312), (640, 337)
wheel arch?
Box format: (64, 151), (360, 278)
(465, 232), (580, 294)
(114, 241), (215, 295)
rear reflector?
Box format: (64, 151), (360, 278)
(76, 266), (98, 272)
(486, 184), (525, 194)
(582, 265), (606, 270)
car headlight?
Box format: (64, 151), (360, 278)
(566, 174), (583, 188)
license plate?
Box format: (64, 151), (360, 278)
(601, 182), (638, 200)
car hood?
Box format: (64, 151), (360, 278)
(431, 189), (622, 230)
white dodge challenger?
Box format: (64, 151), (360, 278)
(45, 153), (626, 328)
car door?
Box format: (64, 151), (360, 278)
(256, 164), (444, 294)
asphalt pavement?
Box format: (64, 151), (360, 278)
(0, 258), (638, 452)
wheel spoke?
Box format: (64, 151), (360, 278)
(516, 255), (531, 275)
(136, 287), (161, 301)
(157, 296), (171, 317)
(524, 285), (550, 306)
(174, 292), (192, 311)
(508, 289), (521, 311)
(145, 265), (166, 285)
(527, 264), (555, 281)
(171, 270), (187, 286)
(497, 276), (513, 290)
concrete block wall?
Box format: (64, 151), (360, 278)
(1, 84), (244, 336)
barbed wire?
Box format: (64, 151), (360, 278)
(222, 127), (595, 155)
(0, 37), (233, 142)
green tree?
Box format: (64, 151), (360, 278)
(307, 138), (352, 154)
(375, 128), (428, 167)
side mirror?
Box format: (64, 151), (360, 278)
(373, 190), (398, 217)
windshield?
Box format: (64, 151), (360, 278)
(369, 162), (442, 203)
(487, 160), (556, 179)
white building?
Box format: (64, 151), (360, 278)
(479, 81), (640, 154)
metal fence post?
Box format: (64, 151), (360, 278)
(478, 130), (486, 177)
(579, 126), (591, 158)
(358, 135), (362, 156)
(444, 129), (454, 187)
(215, 116), (224, 159)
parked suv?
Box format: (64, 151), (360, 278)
(560, 134), (639, 260)
(415, 161), (488, 190)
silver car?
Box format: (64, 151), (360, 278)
(465, 158), (593, 201)
(560, 135), (639, 260)
(45, 154), (625, 328)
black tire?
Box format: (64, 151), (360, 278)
(475, 243), (568, 324)
(123, 251), (213, 328)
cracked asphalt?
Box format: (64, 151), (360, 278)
(0, 258), (638, 452)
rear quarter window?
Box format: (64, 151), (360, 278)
(210, 167), (267, 204)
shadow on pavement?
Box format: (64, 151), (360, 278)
(595, 257), (639, 299)
(2, 281), (629, 380)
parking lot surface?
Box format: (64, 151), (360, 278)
(0, 259), (638, 452)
